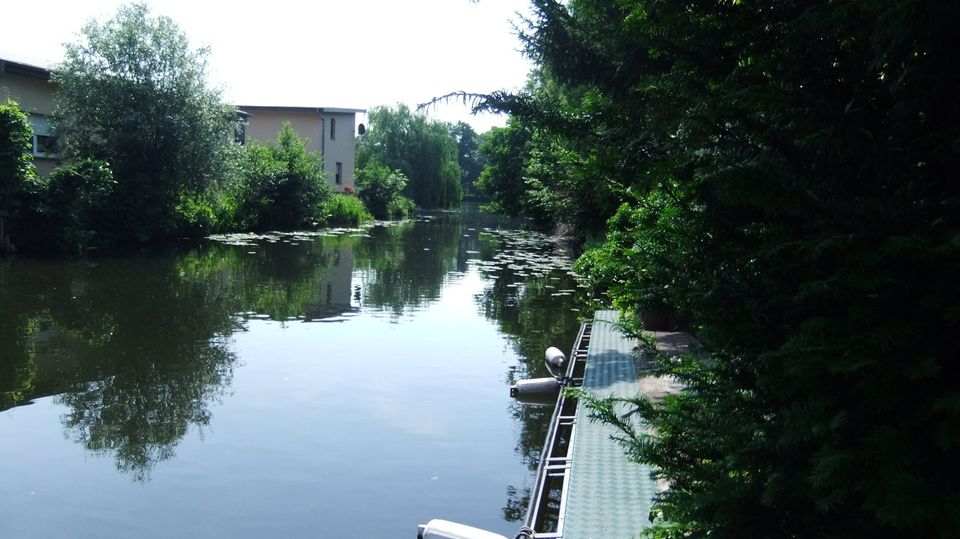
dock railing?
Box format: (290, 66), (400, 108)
(519, 321), (591, 538)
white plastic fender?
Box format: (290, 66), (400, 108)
(544, 346), (567, 370)
(417, 519), (510, 539)
(510, 377), (562, 404)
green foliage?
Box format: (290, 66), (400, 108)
(576, 188), (698, 316)
(479, 0), (960, 537)
(475, 76), (616, 234)
(173, 190), (226, 236)
(388, 193), (416, 220)
(0, 249), (242, 479)
(357, 104), (462, 209)
(476, 118), (532, 218)
(0, 309), (41, 411)
(355, 160), (414, 219)
(0, 99), (36, 251)
(448, 121), (487, 197)
(322, 193), (372, 226)
(53, 2), (237, 243)
(34, 159), (116, 253)
(235, 122), (331, 230)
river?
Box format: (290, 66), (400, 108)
(0, 209), (585, 538)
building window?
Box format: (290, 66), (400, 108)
(235, 122), (247, 145)
(330, 118), (336, 140)
(28, 114), (60, 158)
(335, 162), (343, 185)
(234, 110), (250, 144)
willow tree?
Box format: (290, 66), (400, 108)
(357, 104), (462, 209)
(54, 3), (237, 242)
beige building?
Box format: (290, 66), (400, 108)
(0, 58), (61, 176)
(238, 106), (365, 192)
(1, 57), (365, 189)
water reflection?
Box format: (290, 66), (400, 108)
(468, 233), (584, 522)
(0, 254), (240, 480)
(0, 235), (361, 479)
(199, 231), (359, 321)
(353, 217), (462, 318)
(1, 209), (586, 535)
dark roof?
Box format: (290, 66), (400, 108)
(0, 58), (51, 81)
(236, 105), (366, 114)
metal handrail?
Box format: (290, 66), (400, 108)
(520, 322), (592, 538)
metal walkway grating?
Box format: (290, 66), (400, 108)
(561, 310), (656, 539)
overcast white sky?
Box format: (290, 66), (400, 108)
(0, 0), (534, 132)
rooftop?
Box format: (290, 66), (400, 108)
(0, 57), (52, 80)
(236, 105), (366, 114)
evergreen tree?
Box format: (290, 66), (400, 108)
(473, 1), (960, 536)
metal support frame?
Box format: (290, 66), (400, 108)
(521, 321), (591, 538)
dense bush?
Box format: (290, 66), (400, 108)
(0, 99), (36, 253)
(53, 3), (237, 243)
(322, 193), (372, 226)
(235, 122), (331, 231)
(355, 161), (414, 220)
(34, 159), (115, 253)
(477, 0), (960, 537)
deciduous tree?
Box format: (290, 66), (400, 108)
(357, 104), (462, 209)
(54, 3), (237, 243)
(355, 160), (414, 219)
(236, 122), (330, 231)
(0, 99), (36, 251)
(448, 121), (486, 197)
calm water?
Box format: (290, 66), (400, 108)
(0, 210), (584, 538)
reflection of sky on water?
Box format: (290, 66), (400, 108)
(0, 212), (584, 538)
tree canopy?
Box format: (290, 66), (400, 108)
(357, 104), (462, 209)
(0, 99), (36, 252)
(53, 2), (237, 243)
(447, 121), (486, 198)
(472, 0), (960, 537)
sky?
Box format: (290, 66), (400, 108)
(0, 0), (535, 132)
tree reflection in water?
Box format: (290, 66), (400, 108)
(467, 226), (584, 523)
(352, 216), (463, 317)
(0, 235), (360, 480)
(57, 340), (235, 482)
(1, 211), (584, 518)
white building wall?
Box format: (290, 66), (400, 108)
(320, 111), (358, 192)
(240, 106), (362, 192)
